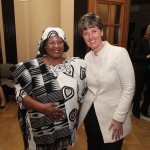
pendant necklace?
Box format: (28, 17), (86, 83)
(46, 55), (64, 66)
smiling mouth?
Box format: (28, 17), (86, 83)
(89, 39), (96, 44)
(52, 50), (60, 53)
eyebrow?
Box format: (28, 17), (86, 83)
(47, 39), (63, 42)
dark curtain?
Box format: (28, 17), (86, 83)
(1, 0), (17, 64)
(74, 0), (88, 59)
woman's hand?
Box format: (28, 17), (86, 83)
(146, 54), (150, 59)
(108, 119), (123, 141)
(41, 103), (64, 119)
(23, 95), (64, 120)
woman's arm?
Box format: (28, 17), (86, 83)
(133, 39), (149, 62)
(113, 48), (135, 122)
(109, 48), (135, 140)
(15, 83), (63, 119)
(23, 94), (63, 119)
(11, 62), (63, 119)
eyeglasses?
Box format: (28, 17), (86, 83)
(47, 41), (64, 47)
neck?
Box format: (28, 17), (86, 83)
(46, 55), (64, 66)
(93, 42), (104, 55)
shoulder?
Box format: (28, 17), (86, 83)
(67, 57), (86, 67)
(84, 50), (93, 61)
(109, 44), (128, 56)
(10, 59), (38, 78)
(136, 38), (147, 46)
(15, 58), (39, 70)
(103, 44), (130, 65)
(141, 38), (149, 45)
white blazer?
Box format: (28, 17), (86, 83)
(78, 41), (135, 143)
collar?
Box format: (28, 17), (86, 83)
(91, 41), (109, 57)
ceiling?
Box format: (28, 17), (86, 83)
(131, 0), (150, 5)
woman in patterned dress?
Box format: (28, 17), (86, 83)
(10, 27), (86, 150)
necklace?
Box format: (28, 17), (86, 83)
(46, 55), (65, 66)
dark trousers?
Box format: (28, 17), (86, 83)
(132, 71), (146, 115)
(84, 104), (123, 150)
(140, 69), (150, 114)
(132, 69), (150, 115)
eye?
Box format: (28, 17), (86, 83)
(83, 32), (88, 36)
(48, 41), (55, 46)
(47, 41), (64, 46)
(92, 30), (97, 33)
(58, 41), (64, 45)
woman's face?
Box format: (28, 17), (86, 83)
(82, 26), (103, 52)
(45, 36), (64, 59)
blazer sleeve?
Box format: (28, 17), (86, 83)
(113, 48), (135, 123)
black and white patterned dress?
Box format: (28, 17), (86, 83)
(10, 57), (86, 150)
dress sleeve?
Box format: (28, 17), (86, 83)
(75, 58), (87, 103)
(9, 62), (33, 109)
(14, 83), (28, 109)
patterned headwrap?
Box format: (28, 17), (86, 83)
(38, 27), (66, 50)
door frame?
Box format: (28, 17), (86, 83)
(73, 0), (131, 58)
(88, 0), (130, 48)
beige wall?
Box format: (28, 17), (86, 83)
(61, 0), (74, 58)
(0, 0), (74, 63)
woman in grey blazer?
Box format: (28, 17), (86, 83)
(78, 12), (135, 150)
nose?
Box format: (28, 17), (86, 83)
(88, 32), (93, 39)
(54, 43), (59, 47)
